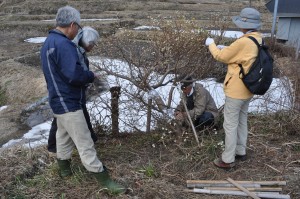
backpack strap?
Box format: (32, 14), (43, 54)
(238, 63), (245, 78)
(238, 36), (262, 78)
(248, 36), (263, 47)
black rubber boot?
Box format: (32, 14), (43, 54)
(93, 166), (126, 195)
(57, 159), (72, 178)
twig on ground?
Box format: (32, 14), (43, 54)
(264, 163), (282, 173)
(282, 142), (300, 146)
(285, 160), (300, 168)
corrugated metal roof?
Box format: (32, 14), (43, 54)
(266, 0), (300, 15)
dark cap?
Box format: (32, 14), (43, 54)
(180, 76), (193, 89)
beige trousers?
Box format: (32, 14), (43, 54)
(54, 110), (103, 172)
(222, 96), (251, 163)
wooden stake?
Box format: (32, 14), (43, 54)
(146, 99), (152, 133)
(110, 86), (121, 135)
(227, 177), (260, 199)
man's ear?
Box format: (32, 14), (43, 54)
(70, 22), (75, 28)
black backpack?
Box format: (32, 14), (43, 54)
(238, 36), (274, 95)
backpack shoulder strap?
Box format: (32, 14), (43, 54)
(239, 36), (261, 78)
(248, 36), (262, 48)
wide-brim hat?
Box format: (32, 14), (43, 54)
(232, 8), (261, 30)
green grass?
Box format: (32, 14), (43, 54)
(138, 162), (157, 178)
(292, 144), (300, 152)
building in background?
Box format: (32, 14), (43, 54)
(266, 0), (300, 49)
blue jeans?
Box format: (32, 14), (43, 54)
(194, 111), (214, 129)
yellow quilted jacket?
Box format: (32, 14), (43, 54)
(208, 32), (262, 99)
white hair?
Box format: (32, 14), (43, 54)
(81, 26), (100, 47)
(56, 6), (80, 27)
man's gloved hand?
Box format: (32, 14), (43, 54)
(217, 45), (227, 50)
(205, 37), (215, 46)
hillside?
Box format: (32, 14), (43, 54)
(0, 0), (274, 145)
(0, 0), (299, 199)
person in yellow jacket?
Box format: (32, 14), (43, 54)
(205, 7), (262, 169)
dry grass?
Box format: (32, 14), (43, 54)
(0, 59), (47, 104)
(0, 117), (299, 199)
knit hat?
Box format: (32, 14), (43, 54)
(232, 7), (261, 30)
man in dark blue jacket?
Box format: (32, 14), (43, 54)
(41, 6), (125, 194)
(47, 27), (100, 153)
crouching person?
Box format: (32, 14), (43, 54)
(174, 76), (219, 130)
(40, 6), (126, 194)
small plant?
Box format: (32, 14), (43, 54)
(201, 133), (225, 159)
(138, 163), (157, 178)
(206, 141), (218, 157)
(292, 144), (300, 152)
(24, 175), (48, 187)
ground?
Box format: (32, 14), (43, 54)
(0, 0), (299, 199)
(0, 125), (299, 198)
(0, 0), (273, 146)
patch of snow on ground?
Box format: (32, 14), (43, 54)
(0, 105), (8, 112)
(1, 57), (293, 149)
(24, 37), (46, 44)
(41, 18), (119, 22)
(133, 26), (161, 31)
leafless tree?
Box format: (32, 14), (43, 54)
(88, 18), (220, 133)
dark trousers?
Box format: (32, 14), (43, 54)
(194, 111), (214, 130)
(47, 105), (98, 153)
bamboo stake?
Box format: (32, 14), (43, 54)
(185, 189), (279, 195)
(182, 98), (200, 147)
(203, 187), (282, 192)
(187, 183), (261, 188)
(186, 180), (287, 186)
(185, 189), (290, 199)
(179, 88), (200, 147)
(227, 177), (260, 199)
